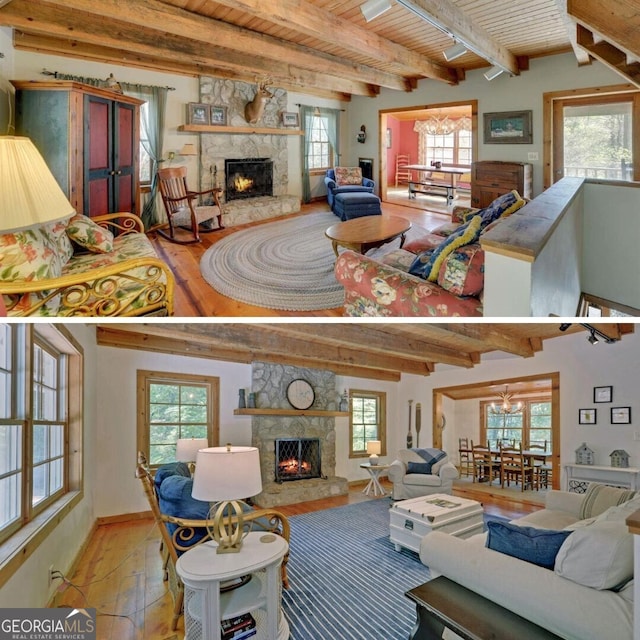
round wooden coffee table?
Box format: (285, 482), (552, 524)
(325, 215), (412, 257)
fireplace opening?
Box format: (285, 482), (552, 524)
(275, 438), (322, 482)
(225, 157), (273, 201)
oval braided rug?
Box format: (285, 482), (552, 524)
(200, 212), (344, 311)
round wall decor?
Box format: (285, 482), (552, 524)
(286, 379), (315, 410)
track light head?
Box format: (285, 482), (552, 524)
(587, 330), (599, 345)
(443, 42), (468, 62)
(360, 0), (393, 22)
(483, 65), (504, 81)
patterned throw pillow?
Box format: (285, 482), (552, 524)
(334, 166), (363, 186)
(66, 214), (114, 254)
(437, 243), (485, 297)
(0, 227), (61, 282)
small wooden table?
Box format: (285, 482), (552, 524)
(406, 576), (562, 640)
(325, 215), (411, 257)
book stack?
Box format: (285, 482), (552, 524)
(221, 613), (257, 640)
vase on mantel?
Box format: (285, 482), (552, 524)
(238, 389), (246, 409)
(339, 390), (349, 412)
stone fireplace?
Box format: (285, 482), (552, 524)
(249, 362), (348, 507)
(198, 77), (300, 226)
(225, 158), (273, 201)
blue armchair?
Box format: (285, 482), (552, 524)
(325, 168), (375, 210)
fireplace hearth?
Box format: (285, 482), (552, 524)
(275, 437), (322, 482)
(225, 157), (273, 201)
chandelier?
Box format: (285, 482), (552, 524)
(490, 386), (523, 415)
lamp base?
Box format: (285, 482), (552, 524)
(209, 500), (250, 554)
(369, 454), (380, 465)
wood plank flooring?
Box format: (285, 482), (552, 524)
(50, 480), (539, 639)
(149, 199), (451, 317)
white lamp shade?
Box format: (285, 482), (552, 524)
(0, 136), (75, 233)
(192, 446), (262, 502)
(175, 437), (208, 462)
(366, 440), (382, 456)
(179, 143), (197, 156)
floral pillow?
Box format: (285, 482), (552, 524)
(0, 227), (61, 282)
(334, 167), (363, 186)
(66, 214), (114, 253)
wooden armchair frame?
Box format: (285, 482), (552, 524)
(0, 213), (174, 317)
(136, 452), (290, 630)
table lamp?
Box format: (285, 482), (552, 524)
(367, 440), (382, 465)
(175, 437), (208, 472)
(191, 445), (262, 554)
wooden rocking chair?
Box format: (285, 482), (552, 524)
(157, 166), (224, 244)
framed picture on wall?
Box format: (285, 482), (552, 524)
(187, 103), (210, 126)
(611, 407), (631, 424)
(210, 105), (228, 126)
(483, 110), (533, 144)
(594, 385), (612, 403)
(579, 408), (597, 425)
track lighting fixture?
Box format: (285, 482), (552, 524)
(587, 329), (599, 345)
(558, 323), (619, 344)
(360, 0), (393, 22)
(483, 65), (504, 81)
(443, 42), (467, 62)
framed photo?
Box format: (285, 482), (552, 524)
(611, 407), (631, 424)
(187, 103), (210, 126)
(210, 105), (227, 126)
(282, 112), (299, 127)
(386, 128), (392, 149)
(483, 110), (533, 144)
(579, 408), (597, 425)
(594, 385), (612, 403)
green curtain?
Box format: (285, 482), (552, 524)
(300, 105), (341, 204)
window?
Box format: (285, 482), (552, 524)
(481, 397), (552, 451)
(139, 101), (152, 185)
(0, 324), (83, 546)
(137, 370), (220, 466)
(306, 114), (333, 172)
(425, 129), (471, 166)
(349, 390), (386, 458)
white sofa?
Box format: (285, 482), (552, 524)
(419, 485), (638, 640)
(388, 449), (459, 500)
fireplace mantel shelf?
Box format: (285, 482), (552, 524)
(234, 408), (349, 417)
(178, 124), (303, 135)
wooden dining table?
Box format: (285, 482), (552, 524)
(404, 164), (468, 205)
(461, 446), (552, 486)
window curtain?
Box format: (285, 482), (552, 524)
(300, 105), (341, 204)
(41, 73), (168, 229)
(414, 117), (471, 164)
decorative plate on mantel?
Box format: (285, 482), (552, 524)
(286, 379), (315, 410)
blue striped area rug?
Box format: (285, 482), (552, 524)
(281, 499), (429, 640)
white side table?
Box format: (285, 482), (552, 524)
(360, 462), (390, 496)
(176, 531), (290, 640)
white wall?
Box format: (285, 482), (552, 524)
(346, 53), (622, 196)
(582, 182), (640, 310)
(414, 329), (640, 488)
(0, 324), (98, 608)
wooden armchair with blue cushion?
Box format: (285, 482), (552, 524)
(136, 452), (290, 630)
(325, 167), (375, 210)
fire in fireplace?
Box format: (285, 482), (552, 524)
(275, 438), (322, 482)
(225, 157), (273, 201)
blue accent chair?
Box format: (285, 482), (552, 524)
(325, 168), (375, 211)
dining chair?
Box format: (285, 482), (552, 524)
(458, 437), (474, 477)
(157, 166), (224, 244)
(529, 440), (551, 488)
(471, 440), (500, 485)
(499, 443), (537, 491)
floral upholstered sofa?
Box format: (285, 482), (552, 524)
(334, 191), (526, 317)
(0, 212), (174, 316)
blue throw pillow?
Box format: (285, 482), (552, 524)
(153, 461), (191, 490)
(486, 521), (573, 570)
(407, 461), (435, 474)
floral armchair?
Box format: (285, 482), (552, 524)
(325, 167), (375, 210)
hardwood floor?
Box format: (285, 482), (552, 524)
(150, 199), (451, 317)
(50, 480), (539, 639)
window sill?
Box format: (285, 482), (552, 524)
(0, 490), (83, 590)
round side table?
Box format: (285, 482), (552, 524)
(176, 531), (289, 640)
(360, 462), (390, 496)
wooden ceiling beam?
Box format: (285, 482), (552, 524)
(568, 0), (640, 60)
(206, 0), (458, 84)
(554, 0), (591, 66)
(14, 0), (411, 92)
(576, 25), (640, 88)
(11, 31), (359, 100)
(396, 0), (520, 76)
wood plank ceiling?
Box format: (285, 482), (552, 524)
(2, 0), (639, 100)
(96, 322), (634, 382)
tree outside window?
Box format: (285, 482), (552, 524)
(349, 390), (386, 458)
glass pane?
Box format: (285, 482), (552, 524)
(563, 102), (633, 181)
(150, 443), (176, 466)
(180, 405), (207, 423)
(41, 388), (57, 421)
(181, 386), (207, 405)
(150, 383), (179, 404)
(32, 463), (47, 506)
(181, 425), (207, 440)
(50, 425), (64, 457)
(352, 436), (365, 452)
(41, 350), (57, 387)
(0, 371), (10, 419)
(150, 403), (179, 423)
(0, 323), (10, 371)
(50, 458), (63, 494)
(150, 424), (179, 444)
(0, 473), (20, 529)
(0, 424), (21, 474)
(33, 425), (48, 464)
